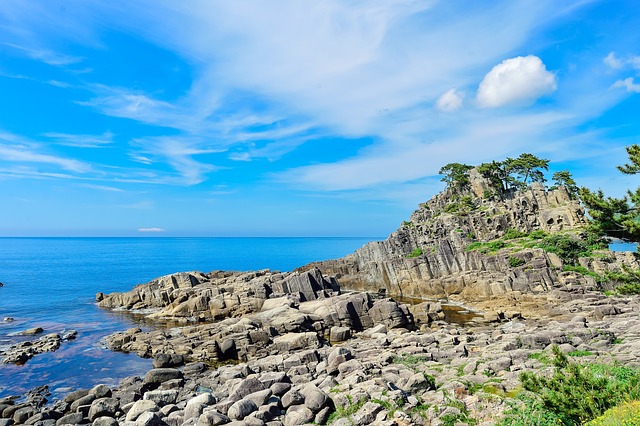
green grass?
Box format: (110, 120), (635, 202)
(327, 395), (368, 424)
(406, 247), (423, 258)
(509, 256), (525, 267)
(584, 400), (640, 426)
(568, 350), (594, 357)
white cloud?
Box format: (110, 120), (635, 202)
(604, 51), (640, 71)
(613, 77), (640, 93)
(436, 88), (464, 112)
(604, 52), (623, 69)
(0, 133), (91, 173)
(4, 43), (82, 66)
(43, 131), (113, 148)
(477, 55), (557, 108)
(138, 227), (165, 232)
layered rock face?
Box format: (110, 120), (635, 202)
(309, 173), (636, 303)
(97, 269), (413, 364)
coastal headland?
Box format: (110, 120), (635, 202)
(2, 168), (640, 425)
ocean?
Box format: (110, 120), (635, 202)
(0, 237), (378, 399)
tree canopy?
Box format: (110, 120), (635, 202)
(580, 144), (640, 242)
(478, 153), (549, 193)
(439, 163), (473, 194)
(550, 170), (578, 198)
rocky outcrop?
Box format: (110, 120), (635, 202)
(0, 329), (77, 365)
(97, 268), (339, 323)
(7, 289), (640, 426)
(98, 269), (413, 364)
(307, 175), (639, 305)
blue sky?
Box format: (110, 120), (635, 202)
(0, 1), (639, 237)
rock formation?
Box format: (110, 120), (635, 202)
(307, 170), (640, 312)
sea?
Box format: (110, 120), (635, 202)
(0, 236), (378, 400)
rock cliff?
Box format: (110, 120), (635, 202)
(308, 170), (639, 307)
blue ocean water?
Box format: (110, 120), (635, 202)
(0, 237), (377, 399)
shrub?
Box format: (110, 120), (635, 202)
(407, 247), (423, 258)
(504, 228), (527, 240)
(535, 234), (594, 264)
(509, 256), (525, 268)
(515, 346), (640, 425)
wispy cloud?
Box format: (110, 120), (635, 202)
(138, 227), (165, 232)
(0, 132), (92, 173)
(43, 131), (113, 148)
(78, 183), (125, 192)
(4, 43), (82, 66)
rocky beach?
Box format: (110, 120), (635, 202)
(2, 171), (640, 425)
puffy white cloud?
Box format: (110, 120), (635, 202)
(477, 55), (557, 108)
(613, 77), (640, 93)
(604, 51), (623, 69)
(436, 88), (464, 112)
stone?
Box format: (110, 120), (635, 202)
(88, 398), (119, 421)
(152, 353), (185, 368)
(135, 411), (163, 426)
(283, 405), (314, 426)
(92, 416), (119, 426)
(329, 327), (351, 342)
(89, 385), (112, 399)
(197, 410), (230, 426)
(144, 369), (184, 388)
(281, 389), (304, 409)
(227, 399), (258, 421)
(144, 389), (179, 406)
(126, 400), (159, 422)
(55, 412), (85, 425)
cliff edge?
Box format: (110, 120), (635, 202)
(307, 169), (639, 309)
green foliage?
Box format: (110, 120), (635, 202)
(528, 229), (547, 239)
(504, 228), (527, 240)
(392, 353), (432, 369)
(407, 247), (423, 258)
(527, 351), (551, 365)
(550, 170), (579, 198)
(444, 195), (477, 215)
(514, 345), (640, 425)
(327, 395), (368, 424)
(478, 153), (549, 193)
(534, 233), (603, 264)
(584, 400), (640, 426)
(439, 163), (474, 194)
(509, 256), (525, 268)
(466, 242), (484, 251)
(580, 144), (640, 243)
(402, 220), (414, 228)
(510, 153), (549, 186)
(568, 350), (594, 357)
(486, 240), (507, 252)
(498, 392), (565, 426)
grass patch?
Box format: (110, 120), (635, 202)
(509, 256), (525, 268)
(568, 350), (594, 357)
(584, 400), (640, 426)
(406, 247), (423, 258)
(326, 395), (368, 424)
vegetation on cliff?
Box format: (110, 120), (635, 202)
(581, 144), (640, 243)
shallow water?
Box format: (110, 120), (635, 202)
(0, 237), (376, 399)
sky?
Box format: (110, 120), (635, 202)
(0, 0), (639, 237)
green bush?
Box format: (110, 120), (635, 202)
(509, 256), (525, 268)
(514, 346), (640, 425)
(504, 228), (527, 240)
(407, 247), (423, 258)
(535, 234), (594, 264)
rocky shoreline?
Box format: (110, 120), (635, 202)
(1, 265), (639, 426)
(2, 174), (640, 425)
